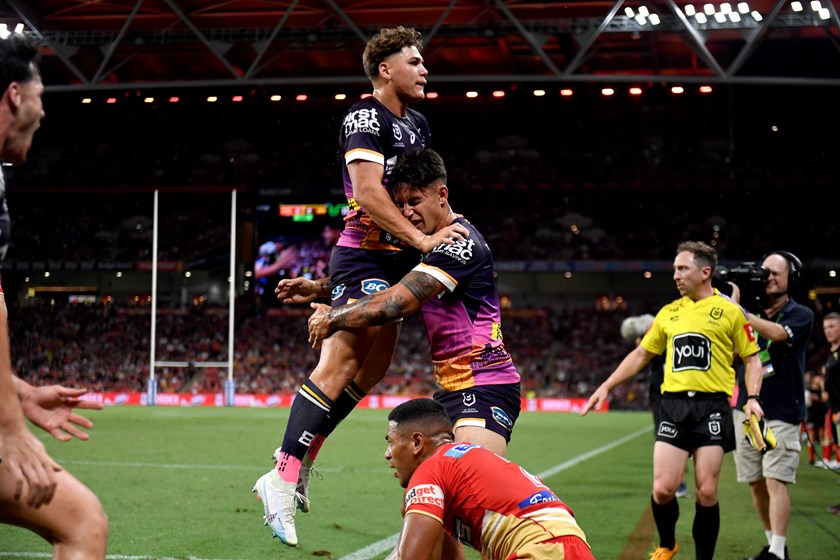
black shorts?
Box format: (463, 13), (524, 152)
(656, 392), (736, 453)
(329, 246), (419, 306)
(434, 383), (521, 443)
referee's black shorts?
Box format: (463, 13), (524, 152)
(655, 391), (736, 453)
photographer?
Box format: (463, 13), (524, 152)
(728, 252), (814, 560)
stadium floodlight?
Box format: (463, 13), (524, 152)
(625, 7), (635, 17)
(0, 24), (8, 39)
(714, 11), (727, 22)
(751, 10), (763, 20)
(738, 2), (750, 13)
(649, 14), (661, 25)
(720, 3), (732, 14)
(695, 12), (708, 23)
(685, 4), (697, 16)
(791, 1), (803, 11)
(638, 5), (650, 17)
(810, 1), (821, 11)
(818, 7), (830, 18)
(729, 12), (742, 22)
(704, 3), (716, 15)
(14, 23), (24, 34)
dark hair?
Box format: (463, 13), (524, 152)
(388, 398), (452, 429)
(677, 240), (717, 270)
(390, 148), (447, 194)
(0, 34), (41, 93)
(363, 26), (423, 81)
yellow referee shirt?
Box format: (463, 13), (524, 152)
(641, 289), (760, 396)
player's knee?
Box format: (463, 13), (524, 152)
(693, 483), (718, 506)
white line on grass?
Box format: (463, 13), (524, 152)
(337, 424), (652, 560)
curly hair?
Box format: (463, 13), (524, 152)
(362, 26), (423, 81)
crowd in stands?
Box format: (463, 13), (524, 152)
(10, 297), (835, 411)
(3, 86), (837, 265)
(3, 86), (837, 411)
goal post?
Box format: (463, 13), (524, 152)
(147, 189), (238, 406)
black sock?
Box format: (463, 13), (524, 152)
(320, 380), (366, 438)
(651, 495), (679, 550)
(692, 501), (720, 560)
(278, 379), (334, 464)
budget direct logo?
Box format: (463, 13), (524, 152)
(404, 484), (444, 509)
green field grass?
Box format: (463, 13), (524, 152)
(1, 406), (838, 559)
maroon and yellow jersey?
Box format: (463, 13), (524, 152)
(403, 443), (589, 560)
(337, 96), (430, 251)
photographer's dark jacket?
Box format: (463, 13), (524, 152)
(736, 298), (814, 424)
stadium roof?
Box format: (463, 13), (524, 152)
(3, 0), (840, 92)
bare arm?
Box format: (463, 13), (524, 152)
(746, 313), (789, 343)
(349, 161), (467, 253)
(581, 344), (655, 416)
(0, 298), (61, 507)
(308, 271), (444, 348)
(395, 513), (445, 560)
(275, 276), (331, 305)
(741, 352), (765, 420)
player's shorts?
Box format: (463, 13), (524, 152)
(434, 383), (521, 443)
(329, 245), (419, 306)
(732, 408), (801, 484)
(506, 535), (594, 560)
(656, 392), (736, 453)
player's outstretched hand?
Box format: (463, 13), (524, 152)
(0, 423), (61, 508)
(275, 277), (323, 304)
(418, 222), (470, 254)
(580, 386), (609, 417)
(19, 385), (103, 442)
(308, 303), (333, 350)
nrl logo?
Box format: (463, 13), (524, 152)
(710, 307), (723, 320)
(462, 393), (476, 407)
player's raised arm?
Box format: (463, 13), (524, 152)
(308, 271), (443, 349)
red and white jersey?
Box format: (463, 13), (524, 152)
(403, 443), (589, 560)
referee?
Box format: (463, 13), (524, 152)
(582, 241), (764, 560)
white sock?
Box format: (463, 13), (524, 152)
(764, 530), (773, 545)
(769, 535), (786, 559)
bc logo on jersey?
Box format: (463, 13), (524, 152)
(361, 279), (389, 295)
(331, 284), (346, 300)
(672, 332), (711, 372)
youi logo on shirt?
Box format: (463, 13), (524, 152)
(432, 238), (475, 263)
(671, 333), (711, 371)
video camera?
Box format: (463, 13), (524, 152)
(712, 262), (769, 311)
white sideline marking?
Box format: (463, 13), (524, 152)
(338, 424), (651, 560)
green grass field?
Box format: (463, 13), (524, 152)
(1, 406), (838, 559)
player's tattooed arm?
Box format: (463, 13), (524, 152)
(328, 272), (444, 330)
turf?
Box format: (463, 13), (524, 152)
(1, 407), (838, 559)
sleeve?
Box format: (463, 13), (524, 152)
(342, 103), (387, 166)
(734, 307), (761, 358)
(415, 224), (486, 294)
(640, 310), (667, 355)
(403, 459), (446, 523)
(779, 305), (815, 348)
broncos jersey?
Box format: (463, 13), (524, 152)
(403, 442), (589, 560)
(412, 218), (520, 391)
(337, 96), (430, 251)
(642, 289), (760, 395)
